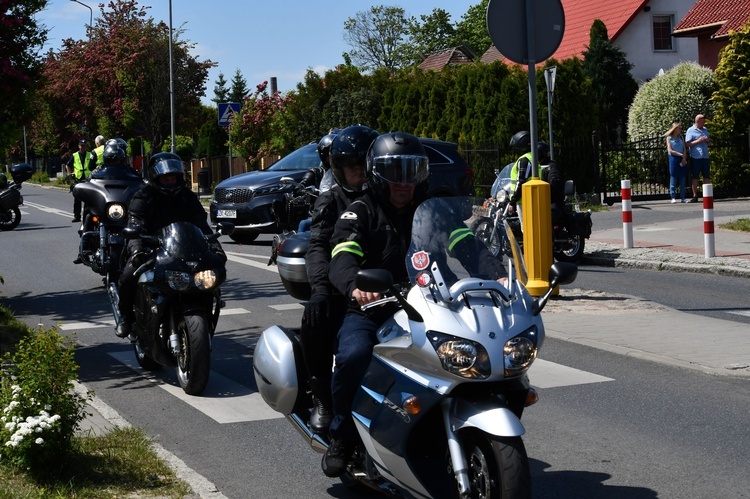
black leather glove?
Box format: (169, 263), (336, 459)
(303, 294), (329, 328)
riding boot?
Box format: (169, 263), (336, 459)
(308, 375), (332, 434)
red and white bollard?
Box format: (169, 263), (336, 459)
(621, 179), (633, 248)
(703, 183), (715, 258)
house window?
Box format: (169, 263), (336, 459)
(653, 15), (674, 51)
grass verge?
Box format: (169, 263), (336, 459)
(719, 218), (750, 232)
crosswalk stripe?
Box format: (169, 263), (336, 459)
(727, 310), (750, 317)
(269, 303), (304, 311)
(529, 359), (614, 388)
(108, 351), (283, 423)
(60, 308), (252, 331)
(226, 253), (277, 272)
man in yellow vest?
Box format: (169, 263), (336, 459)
(66, 139), (95, 222)
(508, 131), (550, 223)
(93, 135), (106, 166)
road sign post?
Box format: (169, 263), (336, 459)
(218, 103), (241, 177)
(487, 0), (565, 296)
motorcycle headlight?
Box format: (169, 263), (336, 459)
(194, 270), (218, 290)
(503, 327), (539, 377)
(165, 270), (192, 291)
(107, 203), (126, 221)
(496, 189), (508, 203)
(427, 331), (490, 379)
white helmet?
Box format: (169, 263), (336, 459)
(95, 135), (106, 146)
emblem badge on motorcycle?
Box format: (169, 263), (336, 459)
(340, 211), (357, 220)
(411, 251), (429, 271)
(416, 271), (432, 287)
(186, 261), (199, 270)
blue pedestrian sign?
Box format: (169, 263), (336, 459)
(218, 102), (241, 127)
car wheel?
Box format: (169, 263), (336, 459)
(229, 232), (259, 244)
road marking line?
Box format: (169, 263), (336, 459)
(270, 303), (304, 311)
(108, 351), (283, 423)
(529, 359), (614, 388)
(225, 251), (268, 260)
(727, 310), (750, 317)
(60, 309), (251, 330)
(227, 253), (278, 272)
(23, 201), (71, 218)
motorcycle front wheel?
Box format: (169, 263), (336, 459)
(0, 207), (21, 231)
(175, 311), (211, 395)
(133, 339), (161, 371)
(450, 431), (531, 499)
(470, 217), (503, 258)
(553, 233), (585, 263)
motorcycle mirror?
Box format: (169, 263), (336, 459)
(356, 269), (393, 293)
(279, 177), (295, 185)
(532, 262), (578, 316)
(216, 222), (235, 236)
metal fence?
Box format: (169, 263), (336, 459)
(462, 130), (750, 204)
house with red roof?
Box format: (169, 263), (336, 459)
(673, 0), (750, 69)
(419, 46), (476, 71)
(482, 0), (698, 82)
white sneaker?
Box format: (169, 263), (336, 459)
(671, 199), (677, 204)
(681, 199), (688, 203)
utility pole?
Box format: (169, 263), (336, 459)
(69, 0), (93, 40)
(168, 0), (176, 153)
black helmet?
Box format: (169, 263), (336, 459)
(366, 132), (429, 200)
(510, 130), (530, 151)
(102, 143), (126, 165)
(147, 152), (185, 196)
(317, 132), (338, 170)
(537, 141), (550, 162)
(329, 125), (379, 192)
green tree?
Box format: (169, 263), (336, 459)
(230, 81), (291, 165)
(343, 6), (413, 72)
(39, 0), (212, 155)
(712, 22), (750, 136)
(228, 68), (248, 104)
(0, 0), (49, 157)
(407, 8), (457, 64)
(582, 19), (638, 142)
(453, 0), (491, 56)
(212, 71), (229, 104)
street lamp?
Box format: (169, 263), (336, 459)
(168, 0), (176, 153)
(69, 0), (93, 39)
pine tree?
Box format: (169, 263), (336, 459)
(228, 69), (249, 104)
(212, 71), (229, 104)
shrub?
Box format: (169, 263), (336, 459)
(0, 328), (88, 472)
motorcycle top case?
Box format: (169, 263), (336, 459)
(10, 163), (33, 184)
(276, 232), (312, 301)
(567, 211), (593, 238)
(0, 188), (21, 210)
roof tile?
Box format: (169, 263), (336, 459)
(673, 0), (750, 39)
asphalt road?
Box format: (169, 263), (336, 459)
(2, 184), (750, 498)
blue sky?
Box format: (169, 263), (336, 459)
(38, 0), (477, 104)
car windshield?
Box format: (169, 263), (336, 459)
(267, 144), (321, 172)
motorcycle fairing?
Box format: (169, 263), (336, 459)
(449, 397), (525, 437)
(72, 178), (144, 218)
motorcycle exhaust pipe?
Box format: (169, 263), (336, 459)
(286, 413), (328, 454)
(107, 283), (121, 325)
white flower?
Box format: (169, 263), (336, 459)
(34, 438), (44, 445)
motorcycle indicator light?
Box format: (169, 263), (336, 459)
(427, 331), (490, 379)
(402, 395), (421, 416)
(107, 203), (126, 221)
(525, 387), (539, 407)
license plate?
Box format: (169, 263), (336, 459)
(216, 210), (236, 218)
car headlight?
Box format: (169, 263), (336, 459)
(504, 327), (539, 377)
(496, 189), (508, 203)
(165, 270), (218, 291)
(427, 331), (490, 379)
(107, 203), (126, 221)
(254, 183), (291, 196)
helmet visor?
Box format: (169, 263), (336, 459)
(153, 159), (184, 177)
(371, 155), (429, 185)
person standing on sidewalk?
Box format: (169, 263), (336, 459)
(66, 139), (96, 222)
(685, 114), (711, 202)
(664, 122), (689, 203)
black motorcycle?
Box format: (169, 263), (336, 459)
(0, 163), (33, 231)
(110, 221), (233, 395)
(72, 166), (145, 285)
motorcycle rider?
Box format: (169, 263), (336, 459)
(67, 139), (96, 222)
(301, 125), (378, 435)
(508, 131), (551, 221)
(115, 152), (222, 339)
(322, 132), (508, 477)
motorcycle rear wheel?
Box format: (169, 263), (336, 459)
(450, 431), (531, 499)
(175, 311), (211, 395)
(470, 217), (503, 258)
(553, 233), (585, 263)
(0, 207), (21, 231)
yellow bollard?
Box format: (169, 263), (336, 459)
(521, 178), (553, 297)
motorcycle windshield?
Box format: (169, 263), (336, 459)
(159, 222), (210, 260)
(407, 197), (523, 289)
(490, 163), (514, 198)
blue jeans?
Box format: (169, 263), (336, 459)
(329, 313), (378, 443)
(670, 175), (686, 200)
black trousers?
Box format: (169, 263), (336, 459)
(299, 295), (347, 401)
